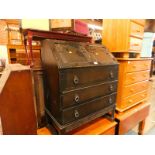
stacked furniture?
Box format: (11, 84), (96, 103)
(102, 19), (152, 134)
(23, 29), (119, 135)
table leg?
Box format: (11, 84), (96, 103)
(138, 120), (146, 135)
(27, 35), (34, 67)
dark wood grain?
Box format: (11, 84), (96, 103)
(0, 64), (37, 135)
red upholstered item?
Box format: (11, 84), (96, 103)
(74, 20), (89, 35)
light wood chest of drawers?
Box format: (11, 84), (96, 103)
(116, 59), (151, 112)
(102, 19), (145, 53)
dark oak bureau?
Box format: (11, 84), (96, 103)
(41, 39), (119, 134)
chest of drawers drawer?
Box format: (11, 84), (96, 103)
(130, 22), (144, 38)
(61, 93), (117, 124)
(121, 80), (149, 99)
(129, 37), (142, 51)
(61, 81), (117, 108)
(118, 90), (148, 111)
(60, 65), (118, 92)
(124, 70), (150, 85)
(126, 60), (151, 72)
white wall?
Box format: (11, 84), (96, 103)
(0, 45), (9, 64)
(21, 19), (49, 31)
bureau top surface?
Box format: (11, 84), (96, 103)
(41, 39), (118, 69)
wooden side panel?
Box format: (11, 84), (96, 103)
(102, 19), (130, 52)
(0, 70), (37, 135)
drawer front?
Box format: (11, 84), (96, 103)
(125, 70), (150, 85)
(120, 90), (148, 110)
(130, 19), (145, 26)
(122, 80), (149, 98)
(126, 60), (151, 72)
(129, 37), (142, 51)
(130, 22), (144, 38)
(61, 93), (116, 124)
(60, 65), (118, 92)
(61, 81), (117, 108)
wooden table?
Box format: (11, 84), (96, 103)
(115, 102), (150, 135)
(22, 29), (92, 66)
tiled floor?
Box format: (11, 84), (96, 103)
(127, 75), (155, 135)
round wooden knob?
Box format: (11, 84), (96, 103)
(128, 99), (133, 103)
(130, 88), (134, 92)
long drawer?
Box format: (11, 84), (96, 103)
(126, 60), (151, 72)
(61, 80), (117, 109)
(130, 21), (144, 38)
(129, 37), (142, 51)
(61, 93), (116, 124)
(130, 19), (145, 26)
(118, 90), (148, 111)
(121, 80), (149, 98)
(124, 70), (150, 85)
(59, 65), (118, 92)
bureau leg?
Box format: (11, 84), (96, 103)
(105, 108), (115, 121)
(138, 120), (146, 135)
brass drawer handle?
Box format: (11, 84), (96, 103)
(73, 75), (79, 85)
(144, 63), (149, 67)
(74, 94), (80, 103)
(109, 71), (114, 78)
(128, 99), (133, 103)
(133, 43), (140, 46)
(143, 74), (147, 77)
(74, 110), (79, 118)
(136, 30), (141, 32)
(131, 77), (135, 80)
(109, 85), (114, 91)
(141, 94), (145, 98)
(132, 65), (136, 68)
(142, 85), (146, 88)
(130, 88), (134, 92)
(109, 97), (113, 104)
